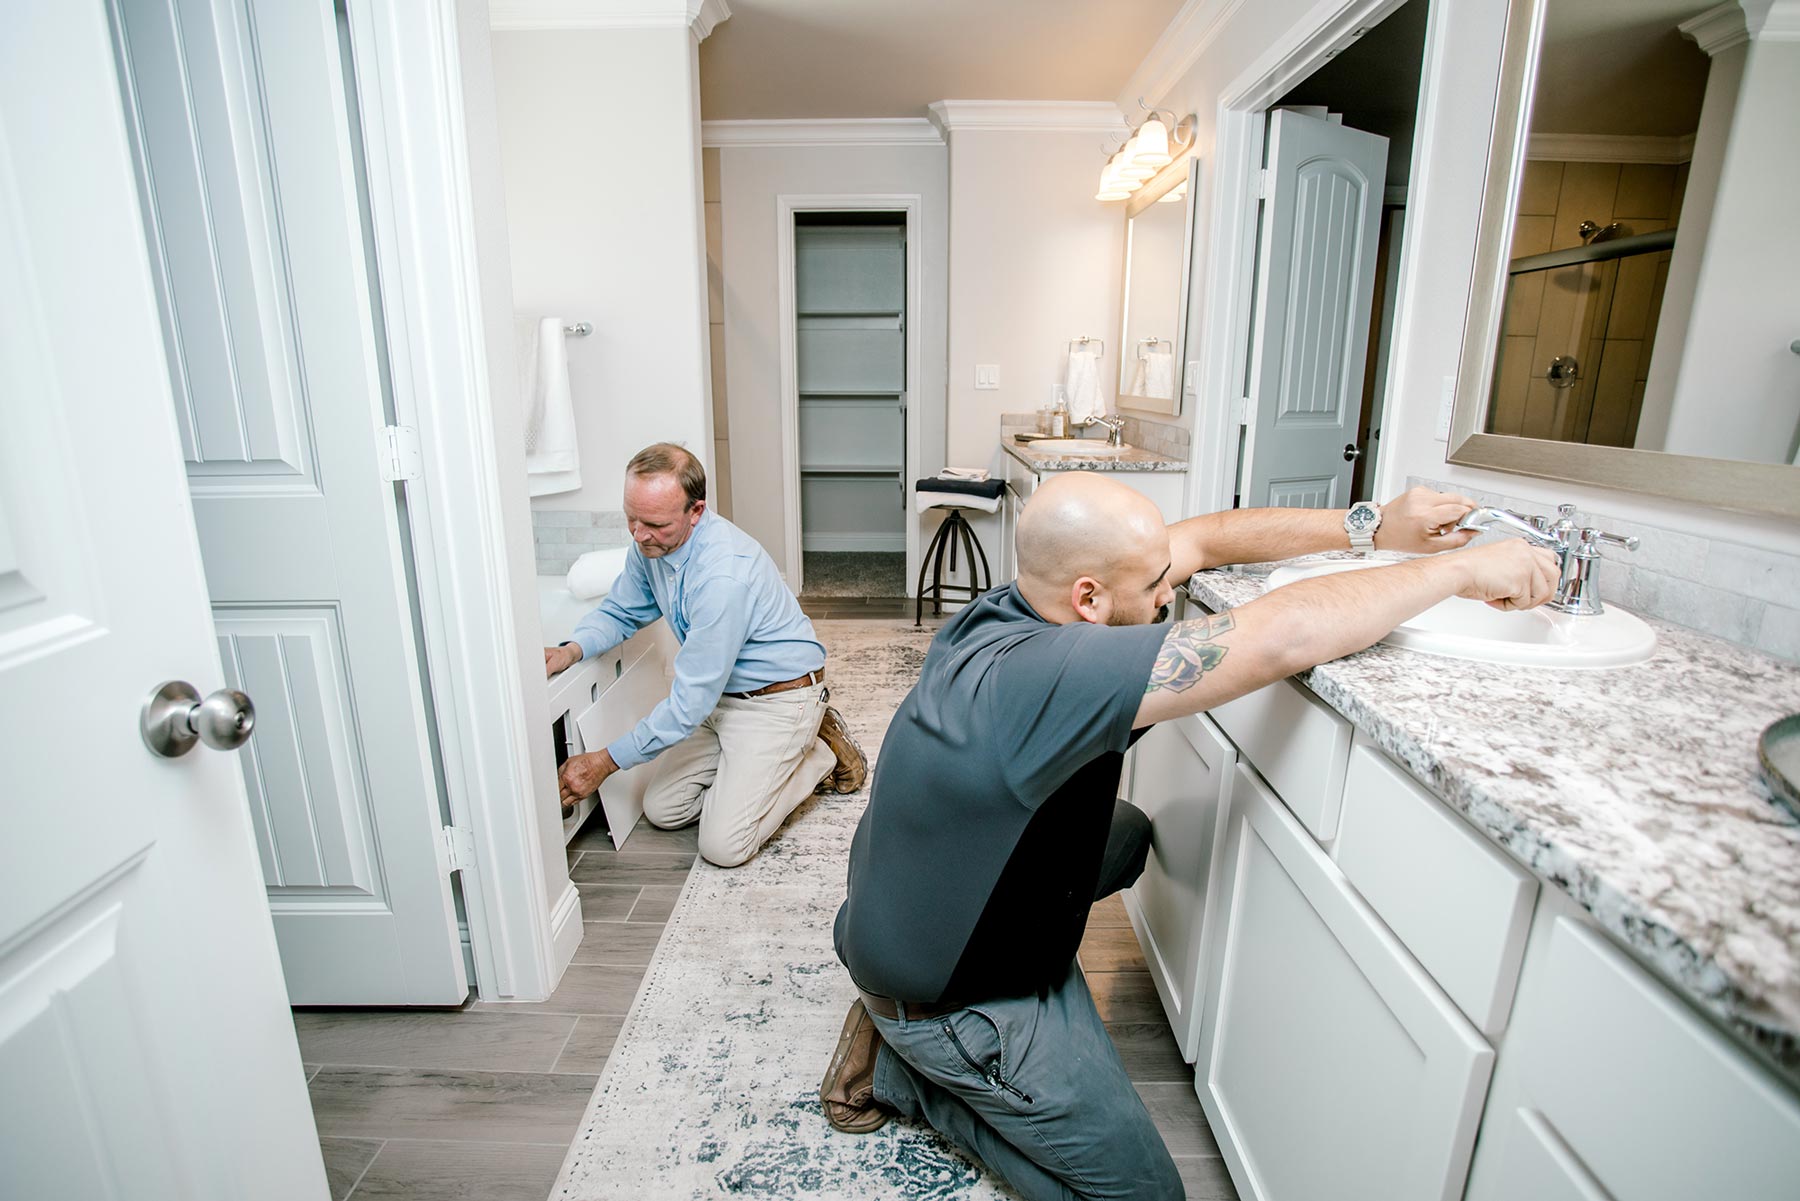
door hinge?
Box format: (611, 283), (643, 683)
(1257, 168), (1271, 199)
(380, 424), (422, 483)
(439, 825), (475, 874)
(1232, 396), (1252, 426)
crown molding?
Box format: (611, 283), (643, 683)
(925, 100), (1127, 135)
(1681, 2), (1751, 54)
(701, 119), (943, 148)
(1746, 0), (1800, 38)
(1116, 0), (1248, 110)
(490, 0), (730, 39)
(1527, 132), (1697, 164)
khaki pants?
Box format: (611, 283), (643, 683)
(640, 683), (835, 867)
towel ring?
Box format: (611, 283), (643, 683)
(1069, 336), (1105, 358)
(1136, 337), (1170, 357)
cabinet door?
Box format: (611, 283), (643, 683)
(575, 623), (676, 849)
(1196, 765), (1492, 1201)
(1125, 714), (1236, 1060)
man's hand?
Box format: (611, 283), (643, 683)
(544, 643), (582, 678)
(1451, 540), (1561, 611)
(559, 749), (618, 809)
(1372, 486), (1480, 554)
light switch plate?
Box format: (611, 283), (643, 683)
(1434, 376), (1456, 441)
(1184, 361), (1200, 395)
(975, 364), (1000, 390)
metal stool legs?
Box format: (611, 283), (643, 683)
(914, 508), (993, 626)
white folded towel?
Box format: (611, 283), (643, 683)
(1065, 347), (1102, 424)
(1142, 351), (1175, 400)
(939, 467), (990, 482)
(914, 489), (1002, 514)
(518, 315), (581, 498)
(566, 546), (631, 601)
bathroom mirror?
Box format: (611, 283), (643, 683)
(1450, 0), (1800, 517)
(1117, 157), (1199, 416)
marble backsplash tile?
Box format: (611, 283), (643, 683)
(996, 412), (1191, 459)
(1410, 476), (1799, 662)
(532, 509), (627, 578)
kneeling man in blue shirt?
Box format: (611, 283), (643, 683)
(547, 443), (866, 867)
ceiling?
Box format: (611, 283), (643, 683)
(1532, 0), (1713, 137)
(697, 0), (1189, 121)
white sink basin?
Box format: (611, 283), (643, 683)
(1262, 558), (1657, 668)
(1029, 438), (1126, 454)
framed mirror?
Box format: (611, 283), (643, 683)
(1449, 0), (1800, 517)
(1117, 157), (1199, 416)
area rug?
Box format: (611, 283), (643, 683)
(551, 620), (1020, 1200)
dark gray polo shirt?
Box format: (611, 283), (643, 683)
(833, 582), (1170, 1004)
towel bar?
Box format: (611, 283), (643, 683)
(564, 322), (592, 337)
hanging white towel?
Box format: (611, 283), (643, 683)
(1142, 351), (1175, 400)
(1127, 355), (1148, 398)
(566, 546), (631, 601)
(1065, 347), (1102, 424)
(519, 315), (582, 498)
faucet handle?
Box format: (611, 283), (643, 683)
(1578, 527), (1639, 555)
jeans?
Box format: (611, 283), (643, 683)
(865, 800), (1181, 1201)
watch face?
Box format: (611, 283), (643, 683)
(1347, 504), (1378, 533)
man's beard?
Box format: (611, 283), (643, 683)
(1107, 603), (1170, 628)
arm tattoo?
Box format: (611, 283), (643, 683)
(1145, 611), (1236, 694)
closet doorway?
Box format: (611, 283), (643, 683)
(777, 198), (922, 600)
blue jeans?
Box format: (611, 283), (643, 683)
(865, 802), (1181, 1201)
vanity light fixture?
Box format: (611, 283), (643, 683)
(1096, 100), (1196, 202)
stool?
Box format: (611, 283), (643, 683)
(915, 504), (993, 625)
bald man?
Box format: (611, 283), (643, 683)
(820, 476), (1558, 1200)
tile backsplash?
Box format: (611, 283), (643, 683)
(532, 509), (627, 578)
(996, 412), (1191, 460)
(1410, 476), (1798, 663)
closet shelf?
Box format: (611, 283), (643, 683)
(796, 309), (903, 319)
(797, 389), (904, 399)
(799, 464), (903, 476)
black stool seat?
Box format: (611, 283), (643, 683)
(914, 479), (1000, 626)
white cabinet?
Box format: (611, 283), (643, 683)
(997, 450), (1186, 581)
(550, 619), (677, 848)
(1195, 764), (1493, 1201)
(1123, 712), (1236, 1060)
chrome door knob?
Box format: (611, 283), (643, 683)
(1343, 443), (1363, 461)
(141, 680), (257, 758)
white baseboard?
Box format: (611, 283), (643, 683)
(548, 881), (584, 986)
(802, 533), (906, 552)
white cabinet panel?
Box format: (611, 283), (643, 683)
(1125, 713), (1236, 1060)
(1335, 737), (1536, 1036)
(1197, 765), (1492, 1201)
(1478, 1108), (1615, 1201)
(1209, 676), (1352, 841)
(575, 623), (677, 850)
(1465, 910), (1800, 1201)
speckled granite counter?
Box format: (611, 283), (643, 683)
(1002, 437), (1187, 474)
(1190, 553), (1800, 1083)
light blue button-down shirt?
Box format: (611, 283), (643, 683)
(570, 510), (827, 770)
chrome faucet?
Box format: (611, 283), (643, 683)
(1074, 414), (1127, 447)
(1452, 504), (1639, 616)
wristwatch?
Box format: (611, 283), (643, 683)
(1344, 501), (1382, 553)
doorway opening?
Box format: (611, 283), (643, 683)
(792, 210), (909, 600)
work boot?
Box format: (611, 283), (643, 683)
(814, 706), (868, 794)
(820, 998), (890, 1133)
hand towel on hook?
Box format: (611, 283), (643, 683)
(1065, 346), (1102, 424)
(518, 315), (582, 497)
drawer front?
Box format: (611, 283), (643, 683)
(1334, 738), (1536, 1036)
(1198, 764), (1492, 1201)
(1476, 916), (1800, 1201)
(1209, 676), (1352, 841)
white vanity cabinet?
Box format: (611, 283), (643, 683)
(549, 619), (677, 848)
(997, 448), (1185, 582)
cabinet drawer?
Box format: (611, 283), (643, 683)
(1334, 737), (1536, 1036)
(1209, 676), (1351, 841)
(1472, 916), (1800, 1201)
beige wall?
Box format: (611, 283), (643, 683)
(492, 28), (713, 515)
(703, 147), (732, 517)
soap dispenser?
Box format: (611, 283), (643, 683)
(1048, 386), (1069, 437)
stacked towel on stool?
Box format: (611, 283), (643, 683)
(914, 476), (1005, 514)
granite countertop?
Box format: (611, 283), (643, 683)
(1189, 553), (1800, 1083)
(1002, 436), (1187, 474)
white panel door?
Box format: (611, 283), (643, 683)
(114, 0), (465, 1003)
(1196, 765), (1492, 1201)
(1241, 109), (1388, 510)
(0, 2), (325, 1197)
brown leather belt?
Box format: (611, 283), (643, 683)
(857, 988), (964, 1023)
(724, 668), (824, 700)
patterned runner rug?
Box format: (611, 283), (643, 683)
(551, 620), (1019, 1200)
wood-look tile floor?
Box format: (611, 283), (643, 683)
(297, 761), (1235, 1200)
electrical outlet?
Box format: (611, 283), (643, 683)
(974, 364), (1000, 390)
(1434, 376), (1456, 441)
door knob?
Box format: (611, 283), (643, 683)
(1343, 443), (1363, 461)
(141, 680), (257, 758)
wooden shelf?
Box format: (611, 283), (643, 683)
(797, 390), (902, 399)
(797, 309), (902, 319)
(799, 465), (903, 475)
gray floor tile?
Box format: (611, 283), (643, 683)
(565, 821), (621, 852)
(305, 1062), (322, 1081)
(568, 850), (695, 885)
(1174, 1153), (1239, 1199)
(626, 884), (685, 922)
(1088, 893), (1132, 927)
(1135, 1082), (1219, 1157)
(1107, 1021), (1190, 1083)
(348, 1139), (566, 1200)
(1080, 925), (1149, 972)
(473, 962), (646, 1017)
(610, 820), (699, 854)
(575, 883), (641, 921)
(294, 1010), (577, 1073)
(1088, 970), (1165, 1024)
(571, 920), (667, 967)
(320, 1137), (382, 1201)
(553, 1014), (624, 1074)
(309, 1066), (597, 1143)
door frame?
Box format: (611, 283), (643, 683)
(1185, 0), (1418, 516)
(775, 193), (924, 595)
(344, 0), (566, 1001)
